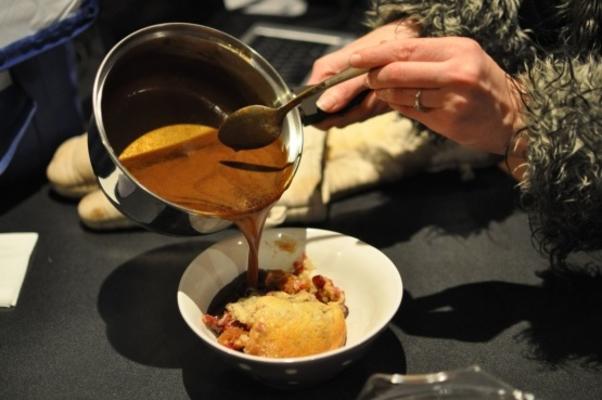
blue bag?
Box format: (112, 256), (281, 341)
(0, 0), (98, 187)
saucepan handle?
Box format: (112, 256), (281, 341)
(295, 87), (370, 126)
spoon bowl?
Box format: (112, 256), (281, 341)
(218, 67), (368, 150)
(218, 104), (283, 150)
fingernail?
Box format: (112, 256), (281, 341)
(376, 89), (390, 99)
(316, 94), (336, 112)
(349, 53), (362, 65)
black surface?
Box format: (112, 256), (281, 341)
(2, 167), (602, 399)
(4, 3), (602, 398)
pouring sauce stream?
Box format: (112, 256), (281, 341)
(118, 123), (293, 288)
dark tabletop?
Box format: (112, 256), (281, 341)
(2, 166), (602, 400)
(2, 2), (602, 398)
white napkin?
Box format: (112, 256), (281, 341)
(0, 232), (38, 307)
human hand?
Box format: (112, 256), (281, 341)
(349, 36), (525, 155)
(306, 21), (419, 129)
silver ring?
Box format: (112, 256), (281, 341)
(414, 89), (425, 112)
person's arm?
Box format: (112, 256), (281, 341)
(348, 36), (526, 155)
(309, 0), (534, 129)
(515, 54), (602, 263)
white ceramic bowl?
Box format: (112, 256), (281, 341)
(177, 227), (403, 387)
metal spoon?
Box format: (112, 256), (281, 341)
(218, 67), (369, 150)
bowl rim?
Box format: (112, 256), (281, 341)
(177, 227), (403, 364)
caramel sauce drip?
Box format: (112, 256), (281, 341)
(119, 123), (294, 287)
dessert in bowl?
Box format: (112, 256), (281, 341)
(177, 227), (403, 387)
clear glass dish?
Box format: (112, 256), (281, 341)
(357, 365), (536, 400)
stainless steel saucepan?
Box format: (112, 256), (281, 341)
(87, 23), (303, 235)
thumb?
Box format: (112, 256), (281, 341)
(316, 76), (367, 113)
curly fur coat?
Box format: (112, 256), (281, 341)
(366, 0), (602, 268)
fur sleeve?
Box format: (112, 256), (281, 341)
(518, 55), (602, 264)
(365, 0), (533, 72)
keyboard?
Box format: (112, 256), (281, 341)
(240, 23), (356, 87)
